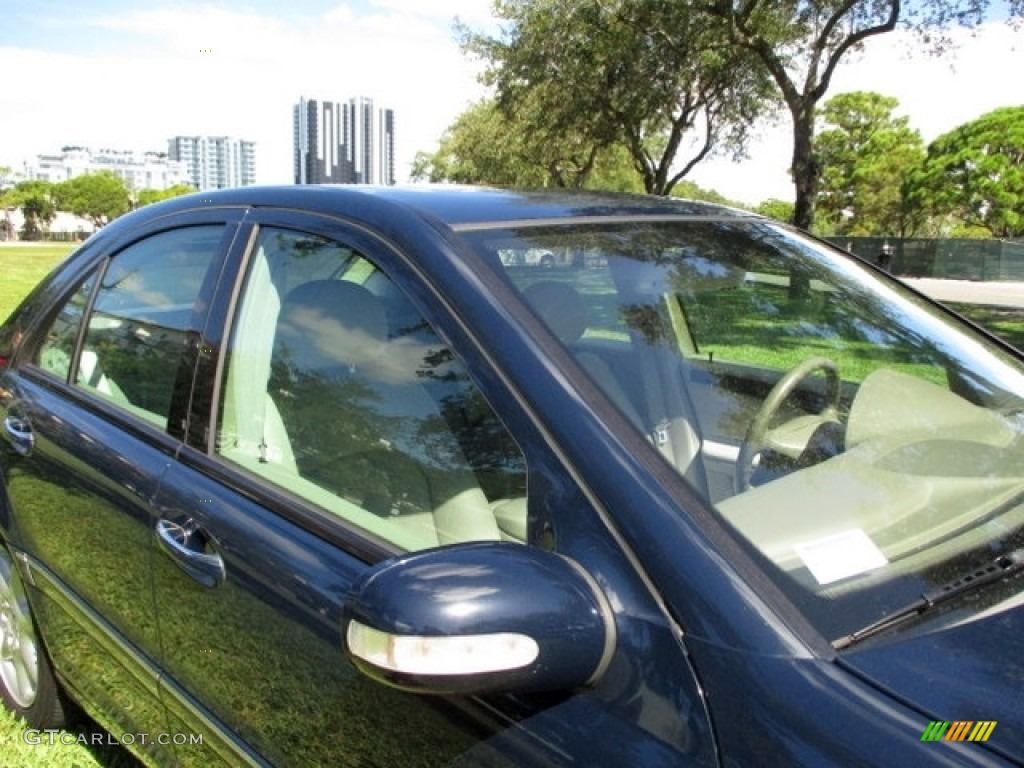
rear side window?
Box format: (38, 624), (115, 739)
(34, 226), (224, 427)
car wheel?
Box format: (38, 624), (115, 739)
(0, 547), (65, 727)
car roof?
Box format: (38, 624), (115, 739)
(119, 184), (759, 232)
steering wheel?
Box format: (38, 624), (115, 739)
(735, 356), (841, 492)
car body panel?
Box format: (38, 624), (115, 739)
(686, 637), (993, 767)
(838, 592), (1024, 762)
(149, 449), (719, 766)
(1, 372), (175, 762)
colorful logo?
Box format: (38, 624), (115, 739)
(921, 721), (997, 742)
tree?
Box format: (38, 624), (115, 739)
(907, 105), (1024, 239)
(702, 0), (1023, 231)
(136, 184), (196, 207)
(411, 99), (557, 187)
(411, 98), (644, 191)
(815, 91), (926, 236)
(4, 180), (56, 240)
(669, 179), (737, 206)
(54, 171), (132, 228)
(460, 0), (777, 195)
(755, 198), (796, 222)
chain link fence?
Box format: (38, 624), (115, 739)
(826, 237), (1024, 281)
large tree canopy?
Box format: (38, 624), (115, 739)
(411, 98), (588, 188)
(908, 105), (1024, 239)
(458, 1), (1020, 226)
(702, 0), (1023, 230)
(461, 0), (777, 195)
(53, 171), (132, 228)
(815, 91), (925, 237)
(411, 97), (644, 191)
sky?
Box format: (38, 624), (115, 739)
(1, 1), (1022, 206)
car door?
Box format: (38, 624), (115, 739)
(0, 214), (239, 763)
(149, 212), (717, 767)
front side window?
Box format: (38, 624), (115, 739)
(217, 227), (526, 552)
(467, 219), (1024, 644)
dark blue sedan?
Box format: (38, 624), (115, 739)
(2, 186), (1023, 766)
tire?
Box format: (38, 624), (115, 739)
(0, 547), (65, 728)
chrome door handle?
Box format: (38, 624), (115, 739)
(155, 519), (226, 588)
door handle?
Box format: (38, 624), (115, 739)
(2, 415), (34, 456)
(155, 519), (226, 588)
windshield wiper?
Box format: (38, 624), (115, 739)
(833, 548), (1024, 651)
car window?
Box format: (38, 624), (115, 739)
(35, 226), (224, 427)
(217, 226), (527, 551)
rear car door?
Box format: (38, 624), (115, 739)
(150, 211), (717, 767)
(0, 214), (239, 761)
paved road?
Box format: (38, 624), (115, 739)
(901, 278), (1024, 308)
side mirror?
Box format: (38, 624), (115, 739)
(341, 542), (616, 696)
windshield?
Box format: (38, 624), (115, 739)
(465, 218), (1024, 643)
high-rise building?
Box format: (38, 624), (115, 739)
(168, 136), (257, 191)
(293, 96), (395, 185)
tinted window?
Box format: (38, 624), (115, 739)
(36, 226), (223, 427)
(217, 227), (527, 550)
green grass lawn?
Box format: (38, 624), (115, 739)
(0, 243), (76, 325)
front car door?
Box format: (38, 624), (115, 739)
(0, 214), (239, 763)
(150, 210), (717, 767)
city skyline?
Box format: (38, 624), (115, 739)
(0, 2), (488, 193)
(13, 136), (259, 193)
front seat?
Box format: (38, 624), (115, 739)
(270, 279), (502, 545)
(523, 280), (646, 429)
(524, 280), (709, 498)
